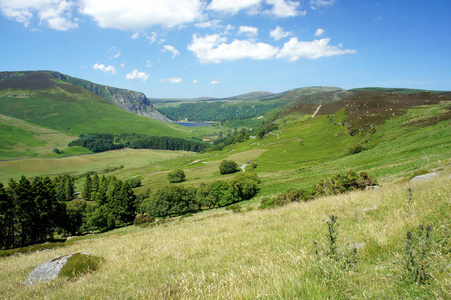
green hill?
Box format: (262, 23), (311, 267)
(0, 71), (189, 139)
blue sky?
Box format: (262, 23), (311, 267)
(0, 0), (450, 98)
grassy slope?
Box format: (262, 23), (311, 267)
(1, 174), (449, 299)
(0, 113), (92, 159)
(0, 72), (190, 139)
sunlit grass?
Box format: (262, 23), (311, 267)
(1, 173), (449, 299)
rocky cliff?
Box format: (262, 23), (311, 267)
(50, 72), (173, 123)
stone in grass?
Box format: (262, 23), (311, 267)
(24, 253), (102, 286)
(409, 172), (438, 183)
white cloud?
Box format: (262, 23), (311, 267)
(238, 26), (258, 37)
(160, 77), (183, 83)
(270, 26), (292, 40)
(146, 60), (152, 67)
(192, 79), (198, 84)
(188, 33), (279, 64)
(126, 69), (149, 81)
(195, 19), (223, 29)
(0, 0), (78, 31)
(162, 45), (180, 58)
(92, 63), (117, 75)
(107, 46), (121, 59)
(277, 37), (356, 61)
(314, 28), (325, 36)
(265, 0), (304, 18)
(80, 0), (203, 30)
(131, 31), (157, 44)
(210, 79), (220, 84)
(207, 0), (261, 15)
(310, 0), (336, 10)
(208, 0), (303, 17)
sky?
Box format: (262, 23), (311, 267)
(0, 0), (450, 98)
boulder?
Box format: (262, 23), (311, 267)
(24, 252), (93, 286)
(410, 172), (438, 183)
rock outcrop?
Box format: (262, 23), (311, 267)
(51, 72), (173, 123)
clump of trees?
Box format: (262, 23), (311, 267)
(140, 172), (260, 219)
(0, 176), (69, 249)
(219, 160), (239, 174)
(0, 174), (138, 250)
(167, 169), (186, 183)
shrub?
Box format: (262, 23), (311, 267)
(228, 204), (242, 213)
(219, 160), (239, 175)
(134, 214), (155, 226)
(167, 169), (186, 183)
(125, 177), (142, 188)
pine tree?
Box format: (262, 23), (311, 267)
(82, 175), (92, 201)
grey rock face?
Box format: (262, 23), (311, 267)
(51, 72), (173, 123)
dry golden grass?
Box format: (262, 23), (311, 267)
(1, 172), (450, 299)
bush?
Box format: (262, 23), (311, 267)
(228, 204), (242, 213)
(133, 214), (155, 226)
(167, 169), (186, 183)
(124, 177), (142, 188)
(219, 160), (239, 175)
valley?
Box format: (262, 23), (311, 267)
(0, 71), (450, 299)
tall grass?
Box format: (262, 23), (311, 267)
(1, 174), (449, 299)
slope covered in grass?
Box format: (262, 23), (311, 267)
(0, 72), (189, 138)
(1, 174), (449, 299)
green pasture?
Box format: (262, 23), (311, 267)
(0, 148), (193, 183)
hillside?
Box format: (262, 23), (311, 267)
(0, 71), (190, 140)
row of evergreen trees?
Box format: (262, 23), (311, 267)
(68, 133), (209, 153)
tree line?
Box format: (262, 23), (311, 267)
(68, 133), (209, 153)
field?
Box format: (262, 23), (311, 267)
(1, 173), (449, 299)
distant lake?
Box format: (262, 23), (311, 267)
(176, 122), (212, 127)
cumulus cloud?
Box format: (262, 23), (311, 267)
(265, 0), (304, 18)
(209, 79), (220, 84)
(238, 26), (258, 37)
(270, 26), (292, 40)
(162, 45), (180, 58)
(310, 0), (336, 10)
(207, 0), (261, 15)
(126, 69), (149, 81)
(276, 37), (356, 61)
(0, 0), (78, 31)
(92, 63), (117, 74)
(160, 77), (183, 83)
(80, 0), (203, 30)
(188, 33), (279, 63)
(208, 0), (303, 17)
(314, 28), (325, 36)
(192, 79), (198, 84)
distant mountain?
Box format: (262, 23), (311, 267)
(49, 71), (172, 123)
